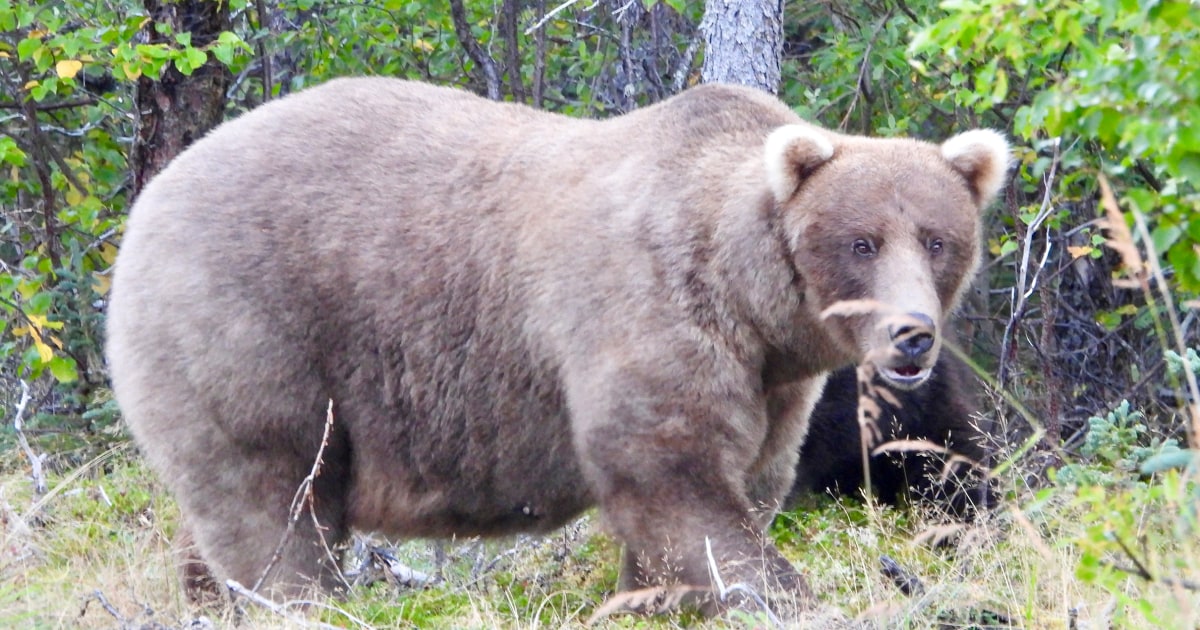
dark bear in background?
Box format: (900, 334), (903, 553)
(792, 350), (993, 516)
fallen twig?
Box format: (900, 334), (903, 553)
(12, 380), (47, 495)
(225, 580), (345, 630)
(879, 555), (925, 596)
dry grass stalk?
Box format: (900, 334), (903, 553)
(253, 399), (346, 593)
(585, 584), (709, 624)
(1098, 173), (1200, 444)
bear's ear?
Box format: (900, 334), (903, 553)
(940, 129), (1012, 207)
(765, 124), (835, 203)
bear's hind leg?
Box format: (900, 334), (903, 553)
(129, 385), (352, 601)
(176, 439), (352, 601)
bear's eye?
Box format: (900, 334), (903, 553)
(928, 238), (944, 255)
(852, 238), (877, 258)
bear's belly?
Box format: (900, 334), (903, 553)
(343, 399), (594, 539)
(347, 452), (593, 539)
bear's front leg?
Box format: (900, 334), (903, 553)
(566, 352), (813, 615)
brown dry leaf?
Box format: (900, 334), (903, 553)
(586, 585), (709, 624)
(1097, 173), (1145, 278)
(1066, 244), (1093, 259)
(913, 523), (967, 547)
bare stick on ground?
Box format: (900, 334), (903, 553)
(12, 380), (47, 496)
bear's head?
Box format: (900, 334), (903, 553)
(765, 124), (1009, 389)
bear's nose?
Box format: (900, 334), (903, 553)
(888, 312), (935, 359)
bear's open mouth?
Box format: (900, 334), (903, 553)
(893, 365), (921, 377)
(879, 364), (932, 390)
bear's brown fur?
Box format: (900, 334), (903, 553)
(106, 78), (1009, 611)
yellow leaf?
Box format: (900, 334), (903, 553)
(0, 51), (9, 59)
(23, 79), (38, 90)
(23, 325), (53, 362)
(412, 39), (434, 53)
(48, 335), (64, 350)
(98, 242), (119, 266)
(35, 338), (53, 363)
(25, 313), (49, 331)
(25, 313), (63, 331)
(1067, 245), (1093, 259)
(28, 29), (46, 38)
(12, 325), (30, 337)
(92, 272), (112, 296)
(55, 59), (83, 79)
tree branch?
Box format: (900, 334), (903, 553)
(253, 0), (275, 100)
(449, 0), (501, 100)
(0, 97), (97, 111)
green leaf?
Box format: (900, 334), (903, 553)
(186, 46), (207, 69)
(16, 36), (40, 60)
(211, 42), (234, 66)
(663, 0), (688, 14)
(47, 355), (79, 383)
(0, 136), (27, 167)
(1150, 222), (1181, 253)
(1174, 152), (1200, 184)
(991, 67), (1008, 103)
(1139, 449), (1196, 474)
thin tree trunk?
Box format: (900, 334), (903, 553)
(130, 0), (231, 197)
(449, 0), (502, 100)
(699, 0), (784, 94)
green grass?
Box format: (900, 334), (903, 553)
(1, 440), (1197, 629)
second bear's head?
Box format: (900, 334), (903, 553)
(765, 124), (1010, 389)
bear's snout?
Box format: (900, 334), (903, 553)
(874, 311), (938, 390)
(888, 312), (935, 360)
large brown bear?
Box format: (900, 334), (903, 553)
(106, 78), (1009, 612)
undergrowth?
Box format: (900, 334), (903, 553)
(2, 423), (1197, 629)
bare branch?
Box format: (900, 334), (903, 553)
(532, 0), (548, 108)
(225, 580), (350, 629)
(12, 381), (47, 496)
(999, 136), (1061, 388)
(253, 0), (275, 100)
(524, 0), (584, 35)
(0, 97), (97, 111)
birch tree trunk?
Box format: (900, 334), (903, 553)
(699, 0), (784, 94)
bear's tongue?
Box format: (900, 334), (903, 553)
(894, 365), (921, 377)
